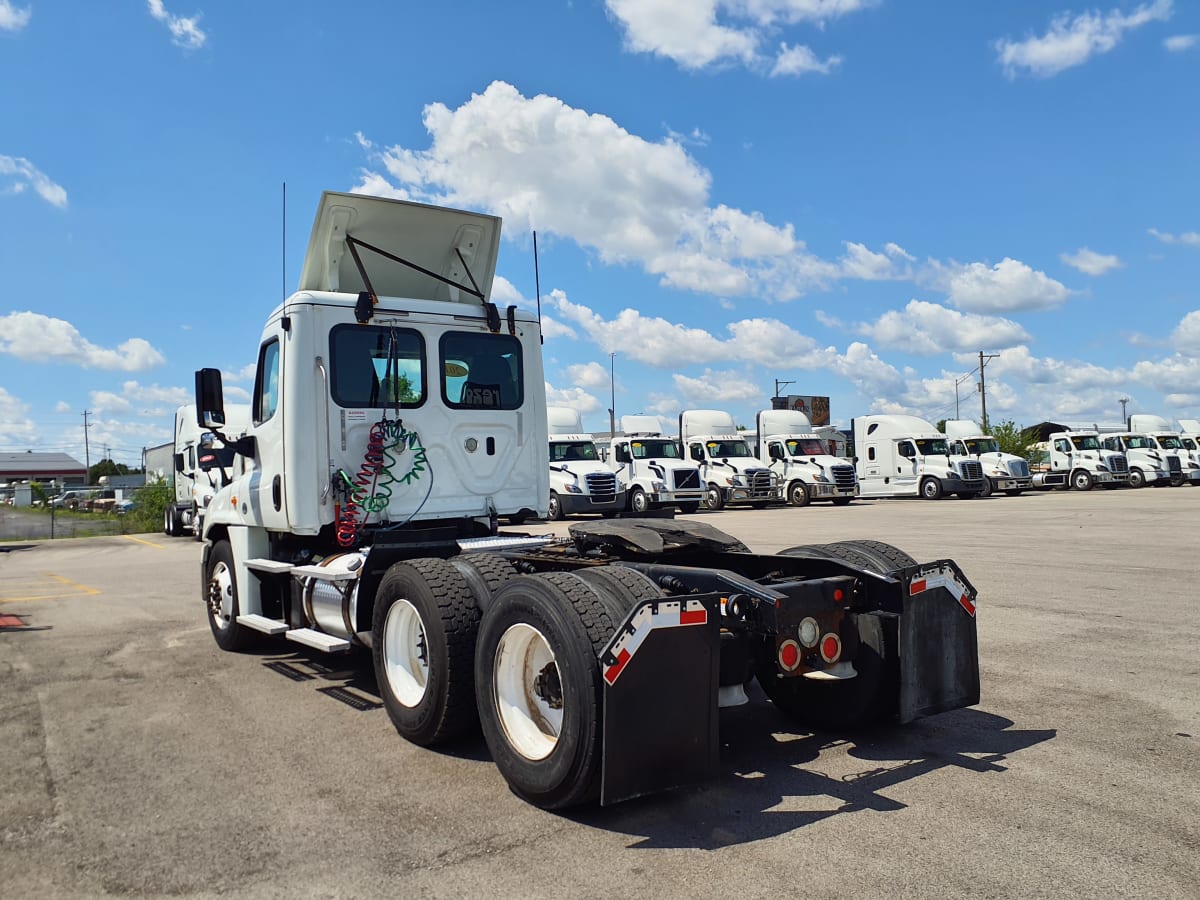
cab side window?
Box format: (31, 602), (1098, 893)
(254, 339), (280, 425)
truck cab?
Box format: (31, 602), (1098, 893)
(166, 403), (250, 538)
(943, 419), (1032, 497)
(754, 409), (857, 507)
(607, 415), (703, 514)
(852, 415), (985, 500)
(547, 406), (625, 520)
(1046, 431), (1129, 490)
(680, 409), (782, 510)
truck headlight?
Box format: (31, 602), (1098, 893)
(564, 483), (582, 493)
(651, 480), (666, 491)
(728, 475), (747, 487)
(813, 474), (829, 484)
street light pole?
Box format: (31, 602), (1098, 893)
(1119, 397), (1129, 425)
(609, 352), (617, 436)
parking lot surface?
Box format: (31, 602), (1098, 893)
(1, 489), (1197, 898)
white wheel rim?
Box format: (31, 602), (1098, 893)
(494, 623), (562, 761)
(383, 598), (429, 707)
(208, 561), (234, 631)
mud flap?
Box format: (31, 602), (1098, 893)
(897, 562), (980, 723)
(599, 596), (721, 806)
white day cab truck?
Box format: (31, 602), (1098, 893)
(164, 403), (250, 538)
(852, 415), (986, 499)
(545, 406), (626, 520)
(680, 409), (783, 510)
(1126, 414), (1200, 486)
(1042, 431), (1130, 490)
(608, 414), (704, 514)
(754, 409), (857, 507)
(1098, 431), (1176, 488)
(943, 419), (1032, 497)
(192, 190), (980, 809)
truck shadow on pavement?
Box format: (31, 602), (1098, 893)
(574, 698), (1056, 850)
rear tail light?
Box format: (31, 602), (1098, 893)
(820, 633), (842, 663)
(778, 639), (802, 672)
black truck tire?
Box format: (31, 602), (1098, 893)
(372, 558), (481, 747)
(575, 564), (663, 622)
(704, 484), (725, 510)
(204, 540), (257, 652)
(475, 572), (621, 809)
(920, 477), (943, 500)
(676, 501), (701, 514)
(788, 480), (810, 507)
(450, 553), (518, 616)
(547, 491), (564, 521)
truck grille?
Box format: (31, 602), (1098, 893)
(672, 468), (701, 490)
(1109, 455), (1128, 475)
(1167, 456), (1182, 474)
(1008, 459), (1030, 478)
(831, 464), (856, 490)
(584, 472), (618, 501)
(960, 460), (983, 482)
(747, 468), (773, 496)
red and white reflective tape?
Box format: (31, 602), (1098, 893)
(602, 599), (708, 685)
(910, 565), (976, 618)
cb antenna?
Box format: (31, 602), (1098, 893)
(282, 181), (287, 300)
(533, 230), (543, 344)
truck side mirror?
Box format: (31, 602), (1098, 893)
(769, 444), (783, 460)
(195, 368), (226, 429)
(174, 453), (185, 474)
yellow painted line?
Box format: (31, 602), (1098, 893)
(0, 572), (102, 604)
(124, 535), (166, 549)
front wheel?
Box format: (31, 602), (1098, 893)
(205, 541), (256, 652)
(629, 487), (650, 514)
(831, 497), (853, 506)
(920, 477), (943, 500)
(979, 477), (993, 498)
(1071, 469), (1093, 491)
(676, 501), (701, 514)
(704, 484), (725, 511)
(372, 558), (480, 746)
(788, 481), (810, 507)
(547, 491), (564, 521)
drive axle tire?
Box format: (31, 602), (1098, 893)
(373, 558), (481, 746)
(205, 540), (257, 652)
(676, 501), (701, 514)
(475, 572), (622, 809)
(979, 477), (993, 498)
(450, 553), (518, 616)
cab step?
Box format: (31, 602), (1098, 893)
(236, 614), (289, 635)
(286, 628), (351, 653)
(290, 564), (358, 582)
(245, 558), (295, 574)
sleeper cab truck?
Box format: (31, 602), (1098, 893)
(943, 419), (1032, 497)
(545, 406), (626, 520)
(608, 414), (704, 514)
(193, 190), (982, 810)
(1044, 431), (1129, 490)
(852, 415), (985, 500)
(165, 403), (250, 539)
(754, 408), (857, 507)
(1126, 414), (1200, 486)
(680, 409), (783, 510)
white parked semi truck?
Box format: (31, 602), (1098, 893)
(754, 409), (857, 507)
(852, 415), (985, 499)
(1126, 414), (1200, 486)
(165, 403), (250, 538)
(943, 419), (1032, 497)
(1098, 431), (1177, 488)
(679, 409), (783, 510)
(545, 406), (626, 519)
(192, 190), (981, 810)
(608, 414), (703, 514)
(1042, 431), (1130, 490)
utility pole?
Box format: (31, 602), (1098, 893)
(1119, 397), (1129, 425)
(774, 378), (794, 399)
(978, 351), (999, 432)
(82, 410), (92, 478)
(608, 352), (617, 437)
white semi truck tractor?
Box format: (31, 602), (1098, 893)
(192, 190), (981, 810)
(1098, 431), (1177, 488)
(608, 414), (704, 514)
(546, 406), (626, 519)
(852, 415), (985, 499)
(1126, 414), (1200, 486)
(754, 409), (857, 507)
(679, 409), (783, 509)
(164, 403), (250, 538)
(943, 419), (1033, 497)
(1043, 431), (1130, 490)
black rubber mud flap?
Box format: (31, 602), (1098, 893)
(897, 561), (981, 723)
(598, 595), (721, 806)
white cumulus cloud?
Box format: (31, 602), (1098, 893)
(995, 0), (1173, 78)
(1170, 310), (1200, 350)
(771, 43), (842, 76)
(0, 0), (31, 32)
(858, 300), (1032, 355)
(0, 312), (165, 370)
(0, 386), (38, 444)
(1060, 247), (1122, 275)
(933, 258), (1072, 313)
(1163, 33), (1197, 51)
(0, 156), (67, 208)
(147, 0), (206, 50)
(1148, 227), (1200, 246)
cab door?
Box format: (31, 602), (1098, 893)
(246, 328), (290, 530)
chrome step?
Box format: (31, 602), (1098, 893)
(458, 535), (554, 552)
(245, 558), (294, 574)
(236, 614), (289, 635)
(290, 564), (358, 582)
(285, 628), (350, 653)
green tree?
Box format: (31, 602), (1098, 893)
(935, 419), (948, 432)
(89, 458), (130, 483)
(986, 419), (1034, 458)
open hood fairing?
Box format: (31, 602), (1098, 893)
(297, 191), (502, 304)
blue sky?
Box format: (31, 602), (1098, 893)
(2, 0), (1199, 468)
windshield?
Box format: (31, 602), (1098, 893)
(1070, 435), (1101, 451)
(965, 438), (1000, 454)
(1123, 435), (1153, 449)
(198, 446), (237, 470)
(706, 440), (753, 458)
(630, 439), (680, 459)
(786, 438), (826, 456)
(1156, 435), (1183, 449)
(915, 438), (949, 456)
(550, 441), (599, 462)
